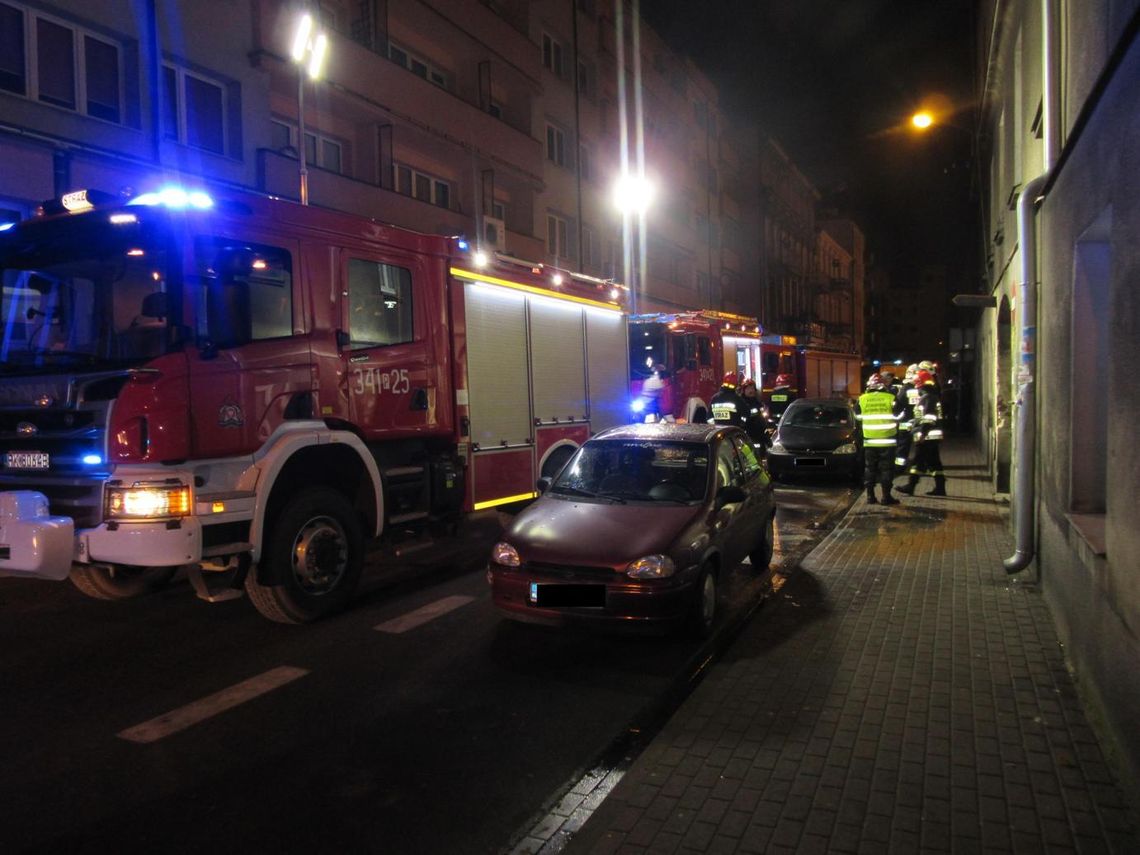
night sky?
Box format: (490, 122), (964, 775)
(641, 0), (980, 288)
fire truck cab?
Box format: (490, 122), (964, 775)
(628, 311), (762, 424)
(0, 186), (628, 622)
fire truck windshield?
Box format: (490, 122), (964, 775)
(630, 323), (668, 380)
(0, 222), (173, 372)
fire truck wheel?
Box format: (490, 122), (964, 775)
(246, 488), (364, 624)
(69, 564), (178, 600)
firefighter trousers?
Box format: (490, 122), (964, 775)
(864, 446), (896, 490)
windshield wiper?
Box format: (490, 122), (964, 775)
(552, 485), (627, 504)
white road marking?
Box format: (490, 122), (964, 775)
(117, 665), (309, 744)
(374, 594), (475, 634)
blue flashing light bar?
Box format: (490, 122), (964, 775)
(82, 454), (103, 466)
(457, 238), (470, 251)
(128, 186), (214, 210)
(0, 222), (14, 232)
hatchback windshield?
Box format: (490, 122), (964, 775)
(783, 404), (851, 428)
(551, 439), (709, 503)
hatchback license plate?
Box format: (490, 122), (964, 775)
(5, 451), (49, 470)
(529, 583), (605, 608)
(794, 457), (825, 467)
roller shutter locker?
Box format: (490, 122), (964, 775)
(530, 300), (586, 423)
(464, 284), (531, 447)
(586, 310), (629, 433)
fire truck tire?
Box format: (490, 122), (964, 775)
(69, 564), (178, 600)
(246, 488), (364, 624)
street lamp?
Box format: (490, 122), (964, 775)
(612, 171), (655, 315)
(911, 110), (935, 130)
(291, 12), (328, 205)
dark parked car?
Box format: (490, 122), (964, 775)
(766, 398), (862, 481)
(488, 423), (776, 636)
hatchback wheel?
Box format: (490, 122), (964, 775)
(687, 564), (718, 639)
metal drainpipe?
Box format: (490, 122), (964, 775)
(1004, 0), (1058, 574)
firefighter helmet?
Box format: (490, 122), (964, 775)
(914, 370), (935, 387)
(774, 373), (793, 387)
(866, 373), (887, 391)
(721, 371), (738, 389)
(904, 363), (919, 383)
(740, 377), (757, 394)
(918, 360), (936, 373)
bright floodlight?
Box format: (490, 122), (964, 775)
(911, 111), (934, 130)
(612, 173), (655, 215)
(291, 15), (313, 62)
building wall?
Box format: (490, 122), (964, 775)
(978, 0), (1140, 791)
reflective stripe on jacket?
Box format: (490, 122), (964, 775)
(857, 391), (899, 447)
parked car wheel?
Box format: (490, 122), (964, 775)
(750, 513), (775, 571)
(687, 563), (718, 639)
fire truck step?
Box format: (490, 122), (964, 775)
(187, 555), (250, 603)
(388, 511), (429, 525)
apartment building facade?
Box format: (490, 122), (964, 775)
(977, 0), (1140, 789)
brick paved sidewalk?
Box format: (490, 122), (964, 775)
(564, 440), (1138, 854)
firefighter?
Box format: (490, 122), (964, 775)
(767, 373), (797, 423)
(893, 364), (921, 475)
(739, 377), (769, 445)
(897, 369), (946, 496)
(710, 371), (749, 429)
(856, 373), (903, 505)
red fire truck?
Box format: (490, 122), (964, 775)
(628, 310), (762, 424)
(759, 334), (861, 404)
(0, 186), (629, 622)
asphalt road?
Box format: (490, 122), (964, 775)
(0, 480), (854, 855)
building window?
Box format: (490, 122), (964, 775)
(164, 64), (227, 155)
(545, 123), (565, 167)
(347, 259), (414, 348)
(0, 4), (122, 123)
(542, 32), (563, 77)
(547, 213), (568, 260)
(271, 120), (344, 174)
(393, 162), (452, 209)
(577, 60), (592, 97)
(388, 42), (448, 89)
(581, 226), (594, 268)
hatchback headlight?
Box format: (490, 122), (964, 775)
(491, 541), (521, 568)
(834, 442), (858, 455)
(769, 439), (787, 453)
(626, 554), (675, 579)
(105, 483), (191, 520)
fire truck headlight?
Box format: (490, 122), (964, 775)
(105, 484), (191, 520)
(631, 398), (646, 413)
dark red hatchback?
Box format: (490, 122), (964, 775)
(488, 423), (776, 636)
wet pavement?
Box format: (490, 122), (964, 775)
(545, 440), (1139, 854)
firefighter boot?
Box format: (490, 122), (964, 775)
(881, 485), (900, 506)
(896, 476), (917, 496)
(927, 475), (947, 497)
(866, 486), (878, 505)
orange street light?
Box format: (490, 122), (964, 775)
(911, 111), (935, 130)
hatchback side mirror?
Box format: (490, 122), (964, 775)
(536, 476), (553, 494)
(715, 484), (747, 508)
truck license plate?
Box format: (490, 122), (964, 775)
(5, 451), (49, 470)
